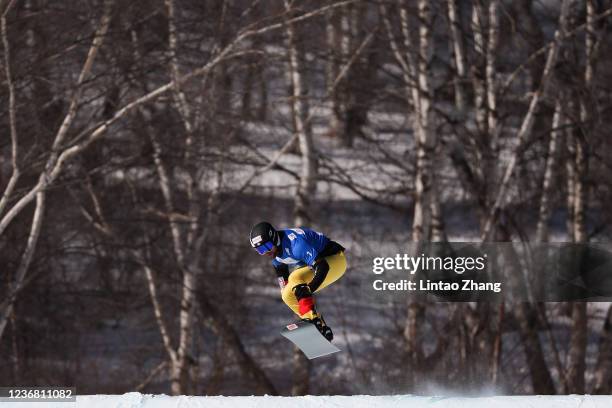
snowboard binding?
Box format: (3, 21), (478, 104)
(302, 316), (333, 341)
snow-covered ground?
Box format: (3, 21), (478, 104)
(5, 393), (612, 408)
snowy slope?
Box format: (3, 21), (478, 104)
(5, 393), (612, 408)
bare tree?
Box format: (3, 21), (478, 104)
(480, 0), (570, 242)
(565, 0), (600, 394)
(284, 0), (315, 395)
(535, 102), (563, 243)
(0, 0), (114, 342)
(380, 0), (442, 390)
(594, 305), (612, 393)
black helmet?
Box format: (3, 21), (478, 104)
(250, 222), (279, 254)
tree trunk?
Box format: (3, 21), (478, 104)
(398, 0), (434, 243)
(447, 0), (467, 113)
(0, 192), (45, 342)
(398, 0), (436, 391)
(565, 302), (587, 393)
(326, 7), (341, 138)
(285, 0), (316, 227)
(514, 302), (556, 393)
(197, 293), (278, 395)
(484, 0), (499, 186)
(10, 311), (20, 383)
(429, 178), (445, 242)
(149, 118), (195, 395)
(0, 0), (20, 218)
(471, 1), (488, 138)
(403, 301), (425, 387)
(535, 101), (562, 242)
(594, 305), (612, 393)
(565, 0), (596, 393)
(285, 0), (315, 394)
(490, 302), (504, 385)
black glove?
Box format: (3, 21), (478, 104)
(293, 283), (312, 300)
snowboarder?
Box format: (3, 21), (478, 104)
(249, 222), (346, 341)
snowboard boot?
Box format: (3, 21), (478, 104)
(302, 316), (333, 341)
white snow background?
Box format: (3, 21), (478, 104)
(4, 393), (612, 408)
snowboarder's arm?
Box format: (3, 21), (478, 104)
(307, 241), (344, 292)
(309, 258), (329, 292)
(273, 262), (289, 290)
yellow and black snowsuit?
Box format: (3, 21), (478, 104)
(274, 238), (347, 320)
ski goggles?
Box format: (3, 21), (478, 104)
(253, 241), (275, 255)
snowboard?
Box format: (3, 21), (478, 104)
(281, 321), (341, 359)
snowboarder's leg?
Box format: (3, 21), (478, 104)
(281, 251), (347, 316)
(281, 266), (313, 317)
(280, 252), (347, 341)
(282, 278), (333, 338)
(282, 277), (332, 340)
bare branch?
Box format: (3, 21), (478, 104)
(0, 0), (19, 216)
(0, 0), (355, 240)
(144, 265), (178, 364)
(500, 5), (612, 94)
(0, 0), (114, 236)
(134, 361), (168, 392)
(0, 192), (45, 342)
(480, 0), (570, 242)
